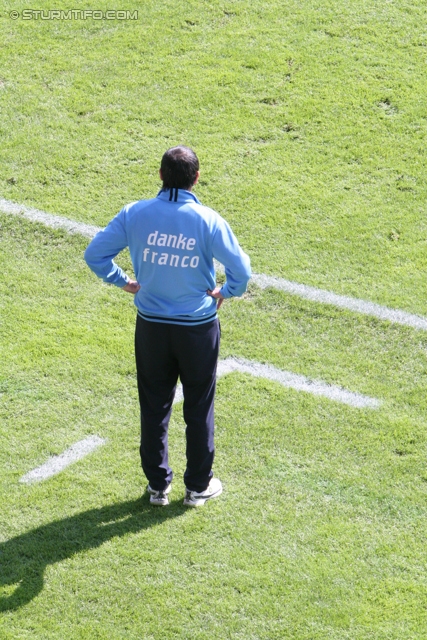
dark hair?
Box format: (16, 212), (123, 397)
(160, 146), (199, 190)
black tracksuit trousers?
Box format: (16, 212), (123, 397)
(135, 315), (220, 493)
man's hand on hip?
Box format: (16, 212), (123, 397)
(122, 280), (141, 294)
(207, 287), (225, 309)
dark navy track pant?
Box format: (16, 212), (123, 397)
(134, 315), (220, 493)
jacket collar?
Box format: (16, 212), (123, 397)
(157, 188), (201, 204)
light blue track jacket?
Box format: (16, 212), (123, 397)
(84, 188), (251, 325)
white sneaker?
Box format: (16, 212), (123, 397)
(147, 483), (172, 506)
(183, 478), (223, 507)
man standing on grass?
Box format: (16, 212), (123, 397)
(84, 146), (251, 506)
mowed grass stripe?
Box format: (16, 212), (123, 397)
(2, 196), (426, 331)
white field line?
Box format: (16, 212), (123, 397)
(19, 361), (378, 485)
(173, 357), (380, 409)
(249, 273), (427, 331)
(19, 436), (107, 484)
(0, 198), (101, 238)
(1, 197), (426, 330)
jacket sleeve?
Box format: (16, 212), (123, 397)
(211, 218), (251, 298)
(84, 211), (130, 287)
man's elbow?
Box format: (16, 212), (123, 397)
(229, 272), (251, 298)
(241, 260), (252, 291)
(84, 244), (96, 269)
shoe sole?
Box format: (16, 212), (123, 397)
(150, 497), (169, 506)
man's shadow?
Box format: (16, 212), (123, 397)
(0, 496), (186, 611)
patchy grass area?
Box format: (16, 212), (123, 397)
(1, 0), (427, 310)
(1, 0), (427, 638)
(1, 216), (427, 639)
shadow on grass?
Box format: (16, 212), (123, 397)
(0, 496), (187, 611)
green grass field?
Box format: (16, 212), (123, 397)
(1, 1), (427, 638)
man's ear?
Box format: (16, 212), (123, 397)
(159, 169), (163, 180)
(193, 170), (200, 185)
